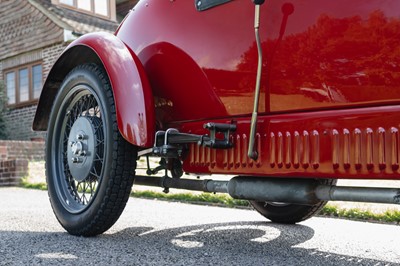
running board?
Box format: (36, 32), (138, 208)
(134, 175), (400, 205)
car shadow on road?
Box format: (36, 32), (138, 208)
(0, 221), (396, 265)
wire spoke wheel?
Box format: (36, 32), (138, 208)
(56, 90), (104, 213)
(46, 64), (137, 236)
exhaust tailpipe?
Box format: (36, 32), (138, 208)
(134, 175), (400, 205)
(227, 177), (320, 205)
(228, 177), (400, 205)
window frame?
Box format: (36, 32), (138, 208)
(59, 0), (112, 19)
(4, 62), (43, 108)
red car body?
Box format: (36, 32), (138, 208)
(32, 0), (400, 236)
(34, 0), (400, 180)
(121, 0), (400, 180)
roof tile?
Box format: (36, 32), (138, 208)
(0, 0), (120, 61)
(32, 0), (118, 34)
(0, 0), (63, 60)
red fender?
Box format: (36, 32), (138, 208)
(33, 32), (155, 147)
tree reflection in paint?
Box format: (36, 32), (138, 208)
(237, 8), (400, 111)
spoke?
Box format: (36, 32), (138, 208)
(64, 132), (69, 145)
(89, 181), (97, 197)
(78, 98), (84, 116)
(89, 97), (96, 114)
(72, 106), (78, 120)
(93, 159), (104, 165)
(94, 106), (100, 116)
(96, 152), (103, 161)
(96, 139), (105, 149)
(75, 182), (82, 201)
(94, 125), (103, 136)
(79, 183), (86, 204)
(83, 181), (89, 194)
(82, 190), (88, 204)
(90, 166), (100, 179)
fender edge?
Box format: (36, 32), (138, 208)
(33, 32), (155, 147)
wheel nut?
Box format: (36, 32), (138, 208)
(76, 134), (86, 140)
(72, 157), (82, 164)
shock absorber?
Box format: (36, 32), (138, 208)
(248, 0), (265, 160)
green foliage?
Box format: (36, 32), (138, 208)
(131, 190), (250, 208)
(20, 177), (47, 190)
(320, 204), (400, 224)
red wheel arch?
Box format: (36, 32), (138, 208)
(33, 32), (155, 147)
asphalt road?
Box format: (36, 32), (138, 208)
(0, 188), (399, 266)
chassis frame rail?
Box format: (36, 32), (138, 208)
(133, 175), (400, 205)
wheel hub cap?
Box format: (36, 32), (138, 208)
(67, 116), (100, 182)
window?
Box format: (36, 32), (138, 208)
(32, 65), (42, 99)
(59, 0), (110, 18)
(77, 0), (91, 11)
(94, 0), (108, 16)
(4, 63), (43, 106)
(19, 68), (29, 103)
(60, 0), (73, 5)
(5, 72), (15, 105)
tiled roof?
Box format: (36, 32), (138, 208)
(32, 0), (118, 34)
(0, 0), (63, 60)
(0, 0), (119, 61)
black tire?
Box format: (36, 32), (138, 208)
(46, 63), (137, 236)
(249, 179), (337, 224)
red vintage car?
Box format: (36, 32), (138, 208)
(33, 0), (400, 236)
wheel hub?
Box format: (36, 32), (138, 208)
(67, 116), (101, 182)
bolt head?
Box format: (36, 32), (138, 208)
(71, 157), (82, 164)
(76, 133), (87, 140)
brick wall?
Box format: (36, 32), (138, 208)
(0, 140), (45, 186)
(0, 159), (28, 186)
(4, 105), (46, 141)
(0, 140), (45, 161)
(42, 43), (67, 79)
(0, 61), (3, 80)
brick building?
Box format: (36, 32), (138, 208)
(0, 0), (138, 140)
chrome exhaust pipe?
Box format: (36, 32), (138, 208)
(134, 175), (400, 205)
(227, 177), (320, 205)
(315, 185), (400, 204)
(228, 177), (400, 205)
